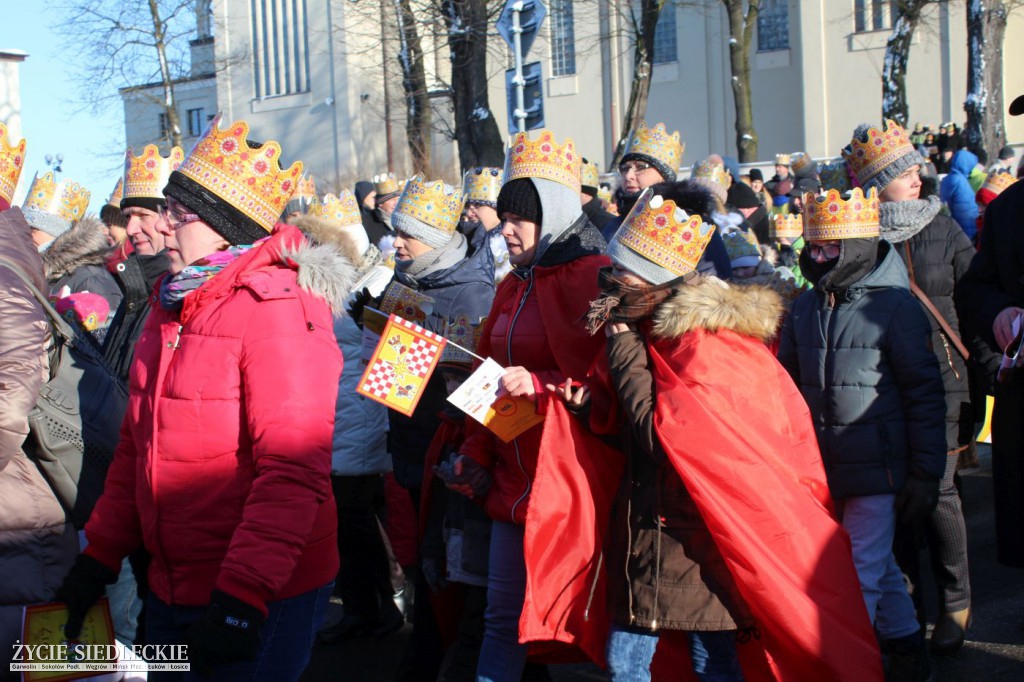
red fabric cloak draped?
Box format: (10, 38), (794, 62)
(648, 328), (882, 681)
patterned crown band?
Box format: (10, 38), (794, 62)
(504, 129), (582, 193)
(374, 173), (402, 197)
(175, 114), (303, 233)
(0, 122), (27, 207)
(581, 158), (600, 189)
(312, 190), (362, 227)
(124, 144), (185, 202)
(980, 171), (1016, 197)
(612, 188), (715, 277)
(842, 119), (916, 187)
(393, 175), (463, 236)
(623, 122), (684, 177)
(439, 314), (486, 366)
(775, 153), (791, 166)
(803, 187), (880, 241)
(692, 161), (730, 187)
(817, 160), (852, 193)
(462, 167), (503, 205)
(22, 171), (91, 226)
(769, 213), (803, 239)
(107, 177), (124, 206)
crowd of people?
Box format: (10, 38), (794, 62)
(1, 92), (1023, 682)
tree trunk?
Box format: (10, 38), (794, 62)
(724, 0), (759, 162)
(610, 0), (662, 168)
(881, 1), (926, 128)
(148, 0), (182, 148)
(392, 0), (432, 174)
(963, 0), (1008, 158)
(443, 0), (504, 171)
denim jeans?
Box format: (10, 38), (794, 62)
(606, 624), (743, 682)
(476, 521), (528, 682)
(144, 582), (332, 681)
(106, 557), (143, 644)
(835, 494), (920, 640)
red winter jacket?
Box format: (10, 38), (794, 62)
(84, 224), (349, 615)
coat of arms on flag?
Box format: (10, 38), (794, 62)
(357, 314), (447, 416)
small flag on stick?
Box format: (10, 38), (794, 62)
(357, 314), (448, 416)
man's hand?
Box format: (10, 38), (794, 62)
(545, 377), (591, 412)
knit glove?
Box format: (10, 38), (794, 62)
(185, 590), (265, 676)
(895, 471), (940, 525)
(347, 287), (375, 329)
(55, 554), (119, 639)
(434, 454), (493, 500)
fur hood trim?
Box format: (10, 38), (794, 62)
(652, 276), (784, 342)
(289, 215), (366, 268)
(42, 215), (113, 280)
(278, 229), (357, 316)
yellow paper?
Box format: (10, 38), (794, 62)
(20, 599), (115, 681)
(977, 395), (994, 444)
(447, 358), (545, 442)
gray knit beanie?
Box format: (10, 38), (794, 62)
(845, 122), (925, 192)
(23, 208), (72, 239)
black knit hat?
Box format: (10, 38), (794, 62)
(748, 168), (764, 183)
(727, 181), (760, 209)
(496, 178), (542, 223)
(163, 170), (268, 246)
(622, 151), (677, 183)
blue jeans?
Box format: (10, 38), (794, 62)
(106, 557), (143, 644)
(606, 624), (744, 682)
(476, 521), (528, 682)
(835, 494), (920, 640)
(145, 582), (332, 681)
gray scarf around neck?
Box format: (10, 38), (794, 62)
(878, 195), (942, 244)
(396, 231), (467, 281)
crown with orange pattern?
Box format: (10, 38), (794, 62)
(439, 314), (486, 368)
(841, 119), (919, 190)
(504, 129), (582, 193)
(374, 173), (402, 199)
(689, 160), (729, 203)
(803, 187), (880, 241)
(581, 157), (600, 190)
(106, 178), (124, 207)
(980, 171), (1017, 198)
(123, 144), (184, 209)
(312, 190), (362, 227)
(285, 172), (317, 215)
(163, 114), (302, 245)
(606, 187), (715, 285)
(391, 176), (463, 249)
(0, 122), (27, 210)
(22, 171), (91, 238)
(623, 122), (684, 181)
(462, 167), (503, 207)
(769, 212), (804, 240)
(775, 153), (791, 166)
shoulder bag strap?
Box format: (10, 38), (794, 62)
(902, 242), (971, 361)
(0, 254), (76, 343)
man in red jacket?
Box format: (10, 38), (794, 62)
(56, 116), (351, 681)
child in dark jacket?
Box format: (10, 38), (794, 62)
(778, 186), (947, 682)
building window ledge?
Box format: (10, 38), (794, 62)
(848, 29), (918, 52)
(547, 75), (578, 98)
(250, 92), (312, 113)
(755, 49), (790, 70)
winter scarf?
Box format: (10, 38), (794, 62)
(585, 266), (691, 335)
(159, 242), (258, 311)
(878, 195), (942, 244)
(395, 231), (467, 281)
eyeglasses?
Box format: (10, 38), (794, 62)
(618, 161), (652, 175)
(158, 204), (201, 229)
(807, 243), (841, 260)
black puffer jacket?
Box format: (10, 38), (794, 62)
(102, 251), (170, 383)
(778, 241), (947, 498)
(895, 214), (975, 450)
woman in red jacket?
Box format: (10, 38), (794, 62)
(56, 117), (352, 681)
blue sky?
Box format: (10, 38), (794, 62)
(3, 6), (126, 213)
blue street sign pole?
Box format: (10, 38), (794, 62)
(497, 0), (546, 133)
(512, 3), (526, 133)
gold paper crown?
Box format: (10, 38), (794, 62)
(581, 157), (600, 189)
(394, 175), (463, 235)
(803, 187), (880, 241)
(462, 167), (503, 205)
(597, 186), (613, 204)
(775, 153), (791, 166)
(293, 173), (317, 202)
(0, 122), (27, 207)
(692, 160), (730, 188)
(504, 129), (582, 193)
(106, 178), (124, 206)
(175, 114), (302, 233)
(440, 314), (486, 366)
(23, 171), (91, 224)
(623, 122), (684, 176)
(614, 189), (715, 278)
(124, 144), (185, 202)
(722, 228), (761, 264)
(841, 119), (916, 187)
(312, 190), (362, 227)
(817, 160), (852, 193)
(790, 152), (814, 177)
(374, 173), (401, 197)
(980, 171), (1017, 197)
(769, 212), (804, 239)
(378, 281), (434, 324)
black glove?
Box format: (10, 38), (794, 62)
(185, 590), (265, 676)
(895, 471), (940, 525)
(347, 287), (375, 329)
(55, 554), (119, 639)
(433, 454), (493, 500)
(421, 557), (448, 594)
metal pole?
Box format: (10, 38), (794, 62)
(511, 2), (526, 133)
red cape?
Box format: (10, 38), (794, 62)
(648, 329), (882, 681)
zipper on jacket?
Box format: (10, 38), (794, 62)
(508, 275), (535, 524)
(821, 295), (838, 440)
(167, 325), (183, 350)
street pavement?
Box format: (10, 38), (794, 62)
(303, 444), (1024, 681)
